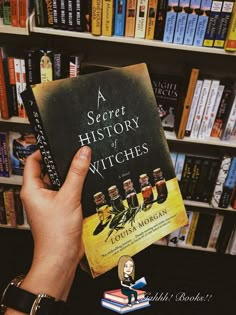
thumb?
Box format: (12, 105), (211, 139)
(60, 146), (92, 198)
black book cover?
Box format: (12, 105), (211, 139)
(34, 0), (49, 27)
(24, 49), (41, 85)
(53, 51), (70, 80)
(52, 0), (61, 28)
(60, 0), (68, 29)
(153, 0), (168, 40)
(21, 63), (187, 278)
(75, 0), (87, 32)
(216, 213), (236, 254)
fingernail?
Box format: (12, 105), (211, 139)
(79, 146), (91, 160)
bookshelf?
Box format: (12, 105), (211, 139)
(0, 13), (236, 257)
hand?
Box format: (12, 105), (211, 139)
(10, 146), (92, 306)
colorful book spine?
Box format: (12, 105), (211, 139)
(198, 80), (220, 139)
(69, 54), (83, 77)
(125, 0), (137, 37)
(3, 188), (17, 227)
(145, 0), (158, 39)
(193, 0), (212, 46)
(3, 0), (11, 25)
(10, 0), (19, 27)
(224, 0), (236, 51)
(135, 0), (149, 38)
(220, 94), (236, 141)
(186, 210), (199, 245)
(20, 58), (27, 118)
(46, 0), (53, 27)
(214, 0), (234, 48)
(173, 0), (191, 44)
(185, 156), (202, 200)
(190, 79), (212, 139)
(102, 0), (114, 36)
(185, 79), (203, 136)
(177, 210), (194, 246)
(0, 187), (7, 224)
(7, 57), (18, 116)
(19, 0), (29, 28)
(203, 0), (223, 47)
(114, 0), (126, 35)
(39, 50), (53, 83)
(154, 0), (168, 40)
(91, 0), (102, 35)
(163, 0), (179, 42)
(207, 213), (224, 248)
(179, 155), (195, 199)
(183, 0), (201, 45)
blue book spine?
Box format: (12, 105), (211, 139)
(183, 0), (202, 45)
(114, 0), (126, 35)
(193, 0), (212, 46)
(163, 0), (180, 42)
(173, 0), (191, 44)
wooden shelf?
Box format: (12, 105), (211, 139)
(184, 200), (235, 212)
(0, 18), (30, 35)
(0, 175), (23, 185)
(0, 224), (29, 230)
(0, 117), (29, 124)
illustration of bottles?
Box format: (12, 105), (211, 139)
(153, 168), (168, 203)
(139, 174), (154, 210)
(93, 192), (112, 235)
(108, 185), (126, 229)
(123, 179), (139, 209)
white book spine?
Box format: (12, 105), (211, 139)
(177, 210), (194, 246)
(190, 79), (212, 139)
(135, 0), (149, 38)
(206, 84), (224, 138)
(198, 80), (220, 139)
(207, 213), (224, 249)
(13, 58), (23, 110)
(220, 95), (236, 141)
(185, 80), (203, 136)
(175, 153), (186, 181)
(228, 228), (236, 255)
(210, 156), (232, 207)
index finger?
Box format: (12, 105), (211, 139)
(22, 150), (45, 188)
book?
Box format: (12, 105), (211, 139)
(220, 92), (236, 141)
(10, 0), (19, 27)
(3, 187), (17, 227)
(74, 0), (87, 32)
(207, 213), (224, 248)
(8, 131), (37, 176)
(150, 72), (183, 131)
(21, 63), (187, 278)
(24, 48), (41, 85)
(224, 0), (236, 51)
(0, 186), (7, 224)
(176, 68), (200, 139)
(131, 276), (147, 289)
(193, 0), (212, 46)
(34, 0), (49, 27)
(114, 0), (126, 36)
(163, 0), (179, 43)
(173, 0), (191, 44)
(153, 0), (168, 40)
(102, 0), (114, 36)
(192, 212), (215, 247)
(183, 0), (201, 45)
(203, 0), (223, 47)
(213, 0), (235, 48)
(104, 288), (146, 304)
(52, 0), (60, 29)
(145, 0), (158, 39)
(216, 213), (236, 253)
(7, 56), (18, 116)
(60, 0), (67, 29)
(39, 50), (53, 82)
(0, 132), (11, 177)
(174, 152), (186, 181)
(3, 0), (11, 25)
(135, 0), (149, 38)
(177, 210), (194, 246)
(125, 0), (137, 37)
(91, 0), (102, 35)
(101, 298), (150, 313)
(186, 210), (199, 245)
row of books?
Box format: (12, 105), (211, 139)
(155, 209), (236, 255)
(31, 0), (236, 51)
(175, 67), (236, 142)
(0, 46), (84, 119)
(0, 131), (37, 177)
(0, 0), (32, 28)
(0, 184), (28, 226)
(171, 151), (236, 209)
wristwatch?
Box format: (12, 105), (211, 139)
(0, 275), (67, 315)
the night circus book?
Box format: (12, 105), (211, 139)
(21, 63), (187, 278)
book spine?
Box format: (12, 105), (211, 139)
(7, 56), (18, 116)
(0, 47), (11, 119)
(135, 0), (149, 38)
(3, 0), (11, 25)
(0, 132), (11, 177)
(20, 58), (27, 118)
(177, 210), (194, 246)
(193, 0), (212, 46)
(0, 142), (4, 177)
(19, 0), (28, 27)
(224, 1), (236, 51)
(216, 213), (236, 253)
(230, 184), (236, 209)
(69, 54), (83, 77)
(154, 0), (168, 40)
(145, 0), (158, 39)
(203, 0), (223, 47)
(53, 51), (68, 80)
(220, 94), (236, 141)
(60, 0), (67, 29)
(75, 0), (87, 32)
(185, 79), (203, 136)
(186, 210), (199, 245)
(210, 155), (232, 207)
(173, 0), (191, 44)
(207, 213), (224, 248)
(39, 50), (53, 83)
(92, 0), (103, 35)
(114, 0), (126, 36)
(67, 0), (75, 30)
(24, 49), (41, 85)
(10, 0), (19, 26)
(21, 88), (62, 189)
(183, 0), (201, 45)
(163, 0), (179, 42)
(198, 80), (220, 139)
(174, 152), (186, 181)
(33, 0), (48, 27)
(190, 79), (212, 139)
(185, 156), (201, 200)
(102, 0), (114, 36)
(179, 155), (195, 199)
(46, 0), (54, 26)
(227, 223), (236, 254)
(0, 188), (7, 224)
(13, 58), (23, 117)
(14, 186), (25, 225)
(125, 0), (137, 37)
(214, 0), (234, 48)
(176, 68), (199, 139)
(53, 0), (60, 28)
(202, 158), (221, 203)
(3, 188), (17, 227)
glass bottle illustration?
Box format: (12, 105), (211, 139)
(153, 168), (168, 203)
(108, 185), (126, 213)
(139, 174), (154, 208)
(123, 179), (139, 208)
(93, 192), (111, 229)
